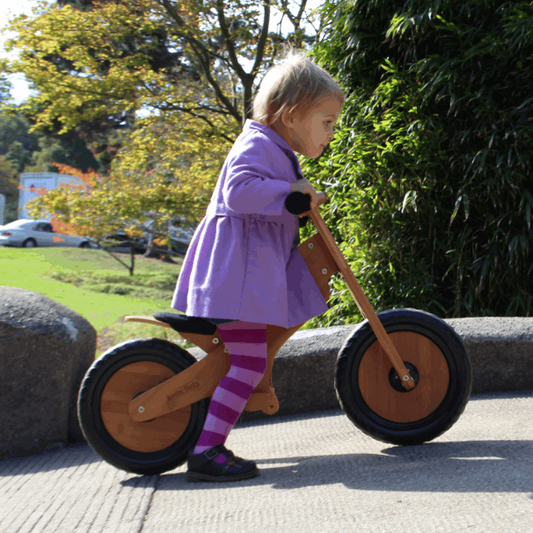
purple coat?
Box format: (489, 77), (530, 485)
(171, 120), (328, 328)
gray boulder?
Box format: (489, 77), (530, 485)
(0, 287), (96, 459)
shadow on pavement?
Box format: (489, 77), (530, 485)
(119, 439), (533, 494)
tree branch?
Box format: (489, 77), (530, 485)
(215, 0), (248, 80)
(178, 108), (237, 143)
(160, 0), (242, 124)
(191, 43), (242, 123)
(251, 1), (271, 76)
(280, 0), (308, 30)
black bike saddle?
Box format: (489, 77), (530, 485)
(153, 312), (217, 335)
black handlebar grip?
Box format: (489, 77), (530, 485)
(285, 192), (311, 215)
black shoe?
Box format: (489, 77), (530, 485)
(186, 445), (260, 482)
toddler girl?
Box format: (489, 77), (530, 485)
(171, 51), (344, 482)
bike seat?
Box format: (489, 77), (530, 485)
(153, 312), (217, 335)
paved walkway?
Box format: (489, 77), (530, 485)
(2, 391), (533, 533)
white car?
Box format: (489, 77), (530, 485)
(0, 219), (92, 248)
(169, 217), (196, 244)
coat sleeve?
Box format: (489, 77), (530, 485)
(222, 133), (293, 216)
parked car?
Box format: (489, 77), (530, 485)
(0, 219), (93, 248)
(169, 217), (197, 244)
(168, 238), (189, 256)
(167, 217), (197, 255)
(100, 232), (148, 254)
(141, 217), (197, 256)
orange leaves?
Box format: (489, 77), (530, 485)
(26, 157), (202, 246)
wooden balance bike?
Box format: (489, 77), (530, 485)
(78, 192), (472, 475)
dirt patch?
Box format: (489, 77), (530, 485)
(96, 327), (117, 355)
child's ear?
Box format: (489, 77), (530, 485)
(280, 107), (296, 129)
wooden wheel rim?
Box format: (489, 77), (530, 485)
(357, 331), (450, 423)
(100, 361), (191, 453)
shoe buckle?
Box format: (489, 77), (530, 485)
(205, 448), (219, 460)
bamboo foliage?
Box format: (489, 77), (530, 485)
(303, 0), (533, 324)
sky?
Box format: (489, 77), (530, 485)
(1, 0), (55, 103)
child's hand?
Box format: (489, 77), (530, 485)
(290, 179), (327, 216)
(316, 192), (328, 209)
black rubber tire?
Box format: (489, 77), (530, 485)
(22, 238), (37, 248)
(335, 308), (472, 446)
(78, 338), (209, 475)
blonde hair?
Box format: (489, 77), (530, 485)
(252, 50), (344, 126)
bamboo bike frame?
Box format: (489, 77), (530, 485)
(123, 206), (415, 427)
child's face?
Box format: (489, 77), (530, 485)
(286, 96), (343, 159)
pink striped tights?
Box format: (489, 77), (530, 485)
(192, 321), (267, 459)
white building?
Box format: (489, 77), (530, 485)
(0, 194), (5, 226)
(18, 173), (82, 219)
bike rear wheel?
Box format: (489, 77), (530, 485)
(335, 309), (472, 445)
(78, 338), (209, 475)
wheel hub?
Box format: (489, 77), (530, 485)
(389, 362), (420, 392)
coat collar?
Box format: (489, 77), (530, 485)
(244, 119), (295, 154)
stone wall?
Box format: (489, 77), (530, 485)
(189, 317), (533, 422)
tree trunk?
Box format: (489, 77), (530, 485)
(128, 242), (135, 276)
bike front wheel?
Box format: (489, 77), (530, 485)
(335, 309), (472, 445)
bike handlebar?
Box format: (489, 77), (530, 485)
(285, 192), (311, 215)
(284, 189), (416, 390)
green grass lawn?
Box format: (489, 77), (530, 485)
(0, 246), (186, 355)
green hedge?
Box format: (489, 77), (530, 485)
(303, 0), (533, 326)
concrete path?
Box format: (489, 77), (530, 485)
(2, 391), (533, 533)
